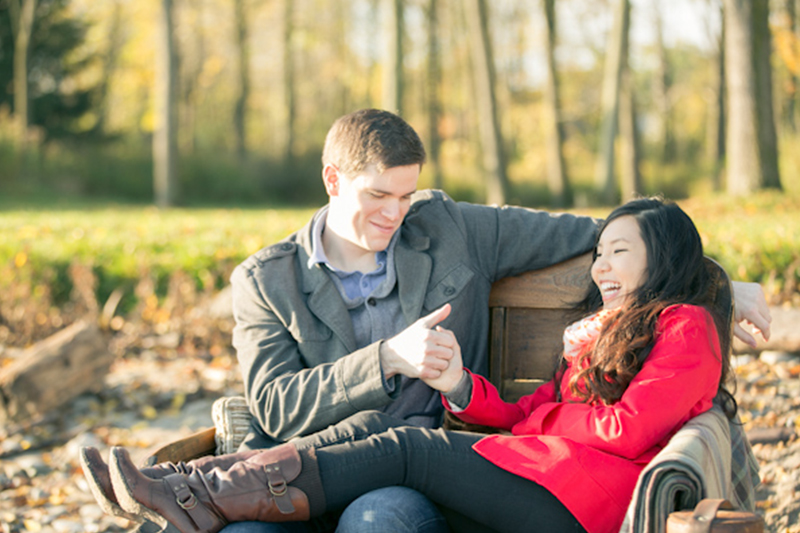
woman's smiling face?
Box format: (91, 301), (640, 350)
(591, 215), (649, 310)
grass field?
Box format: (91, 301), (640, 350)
(1, 190), (798, 344)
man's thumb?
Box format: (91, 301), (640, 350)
(419, 303), (451, 328)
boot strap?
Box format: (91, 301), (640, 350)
(163, 473), (219, 530)
(264, 464), (297, 514)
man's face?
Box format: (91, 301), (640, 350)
(324, 163), (420, 260)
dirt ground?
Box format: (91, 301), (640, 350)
(1, 305), (798, 533)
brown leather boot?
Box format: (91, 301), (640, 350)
(80, 447), (158, 529)
(109, 444), (312, 533)
(80, 446), (262, 531)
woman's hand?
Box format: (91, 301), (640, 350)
(421, 326), (464, 393)
(731, 281), (772, 347)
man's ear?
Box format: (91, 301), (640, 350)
(322, 165), (340, 197)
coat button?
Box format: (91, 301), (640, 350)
(281, 243), (293, 251)
(443, 286), (455, 296)
(367, 297), (377, 306)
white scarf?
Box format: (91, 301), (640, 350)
(562, 309), (617, 364)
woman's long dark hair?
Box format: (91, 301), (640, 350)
(557, 197), (737, 417)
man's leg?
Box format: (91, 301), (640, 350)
(215, 488), (447, 533)
(335, 487), (447, 533)
(219, 524), (310, 533)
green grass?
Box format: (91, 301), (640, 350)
(1, 191), (799, 322)
(0, 204), (315, 314)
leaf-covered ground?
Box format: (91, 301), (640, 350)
(0, 287), (798, 532)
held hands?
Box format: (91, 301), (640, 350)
(731, 281), (772, 347)
(380, 304), (463, 391)
(423, 325), (464, 393)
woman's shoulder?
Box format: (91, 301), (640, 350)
(657, 304), (716, 332)
(659, 303), (713, 320)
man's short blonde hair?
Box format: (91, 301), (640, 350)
(322, 109), (426, 177)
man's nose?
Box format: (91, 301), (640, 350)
(382, 200), (400, 220)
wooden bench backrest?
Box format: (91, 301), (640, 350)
(488, 253), (734, 403)
(488, 253), (592, 402)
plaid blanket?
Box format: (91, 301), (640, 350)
(619, 405), (760, 533)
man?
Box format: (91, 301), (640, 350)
(221, 109), (771, 533)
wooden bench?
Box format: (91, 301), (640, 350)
(145, 253), (749, 531)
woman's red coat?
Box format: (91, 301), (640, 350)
(446, 305), (722, 533)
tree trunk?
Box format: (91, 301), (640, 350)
(724, 0), (761, 194)
(154, 0), (179, 207)
(181, 0), (206, 154)
(785, 0), (798, 131)
(542, 0), (571, 207)
(619, 61), (642, 200)
(595, 0), (630, 204)
(465, 0), (508, 205)
(707, 1), (726, 191)
(382, 0), (403, 114)
(753, 0), (782, 189)
(94, 0), (124, 135)
(334, 0), (351, 116)
(652, 1), (675, 163)
(0, 321), (113, 424)
(794, 0), (799, 128)
(426, 0), (444, 190)
(233, 0), (250, 162)
(725, 0), (781, 194)
(279, 0), (296, 162)
(365, 0), (380, 107)
(12, 0), (37, 140)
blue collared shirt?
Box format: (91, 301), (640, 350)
(307, 209), (396, 304)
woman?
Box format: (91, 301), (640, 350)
(84, 197), (739, 533)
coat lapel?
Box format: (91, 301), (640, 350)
(297, 212), (357, 353)
(395, 232), (432, 327)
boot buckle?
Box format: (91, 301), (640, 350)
(268, 479), (288, 497)
(177, 492), (199, 510)
(264, 464), (295, 514)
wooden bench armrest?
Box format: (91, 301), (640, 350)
(144, 426), (216, 466)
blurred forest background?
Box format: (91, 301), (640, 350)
(1, 0), (798, 207)
(2, 0), (800, 351)
(5, 4), (800, 531)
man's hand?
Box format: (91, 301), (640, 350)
(380, 304), (456, 380)
(731, 281), (772, 347)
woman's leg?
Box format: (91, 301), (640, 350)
(313, 426), (586, 533)
(290, 411), (415, 450)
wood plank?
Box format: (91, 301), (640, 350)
(501, 379), (548, 404)
(145, 426), (216, 465)
(489, 253), (592, 308)
(488, 307), (506, 392)
(503, 308), (571, 381)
